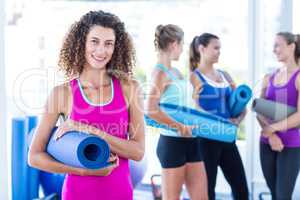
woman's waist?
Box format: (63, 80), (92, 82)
(66, 158), (130, 179)
(261, 129), (300, 146)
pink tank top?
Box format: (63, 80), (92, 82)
(62, 77), (133, 200)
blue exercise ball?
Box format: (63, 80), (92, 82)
(40, 171), (65, 198)
(129, 156), (147, 188)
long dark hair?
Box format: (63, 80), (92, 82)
(189, 33), (219, 71)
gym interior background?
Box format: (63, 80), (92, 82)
(0, 0), (299, 199)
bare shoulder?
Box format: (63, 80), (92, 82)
(121, 78), (141, 93)
(52, 82), (71, 94)
(221, 70), (234, 81)
(120, 78), (143, 106)
(152, 68), (169, 83)
(262, 73), (272, 86)
(190, 71), (203, 86)
(47, 82), (72, 115)
(295, 70), (300, 90)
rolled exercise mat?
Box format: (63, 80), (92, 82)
(25, 116), (40, 200)
(12, 118), (27, 200)
(229, 84), (252, 117)
(47, 127), (111, 169)
(28, 127), (65, 199)
(252, 98), (297, 121)
(145, 103), (237, 142)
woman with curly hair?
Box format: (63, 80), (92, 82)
(28, 10), (145, 200)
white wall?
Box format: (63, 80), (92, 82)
(0, 0), (8, 199)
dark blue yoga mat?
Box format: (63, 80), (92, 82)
(229, 84), (252, 117)
(145, 103), (237, 142)
(47, 128), (111, 169)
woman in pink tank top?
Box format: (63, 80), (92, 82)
(28, 10), (145, 200)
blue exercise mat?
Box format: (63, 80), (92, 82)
(47, 127), (111, 169)
(145, 103), (237, 142)
(229, 84), (252, 117)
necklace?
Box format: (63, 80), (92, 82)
(82, 79), (111, 90)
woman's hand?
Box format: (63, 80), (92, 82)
(177, 124), (194, 137)
(54, 119), (84, 140)
(230, 117), (241, 126)
(268, 134), (284, 152)
(261, 124), (278, 138)
(230, 110), (246, 126)
(80, 154), (119, 176)
(54, 119), (103, 140)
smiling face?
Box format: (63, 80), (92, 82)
(84, 25), (116, 70)
(199, 38), (221, 64)
(273, 35), (295, 63)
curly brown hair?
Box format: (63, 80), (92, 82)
(58, 10), (136, 80)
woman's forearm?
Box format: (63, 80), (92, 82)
(28, 151), (83, 175)
(147, 109), (182, 130)
(99, 132), (144, 161)
(256, 115), (270, 128)
(272, 112), (300, 132)
(68, 120), (144, 161)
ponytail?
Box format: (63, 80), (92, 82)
(294, 34), (300, 63)
(189, 36), (200, 72)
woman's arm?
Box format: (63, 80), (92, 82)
(190, 72), (203, 109)
(256, 74), (272, 128)
(146, 69), (191, 137)
(99, 79), (145, 161)
(28, 84), (117, 176)
(28, 85), (82, 174)
(258, 73), (283, 151)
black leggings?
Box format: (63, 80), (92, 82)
(200, 138), (249, 200)
(260, 143), (300, 200)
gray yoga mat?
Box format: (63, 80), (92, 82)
(252, 98), (296, 121)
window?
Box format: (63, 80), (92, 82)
(7, 0), (249, 193)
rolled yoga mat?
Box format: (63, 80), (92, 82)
(145, 103), (237, 142)
(28, 126), (65, 199)
(47, 127), (111, 169)
(252, 98), (297, 121)
(229, 84), (252, 117)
